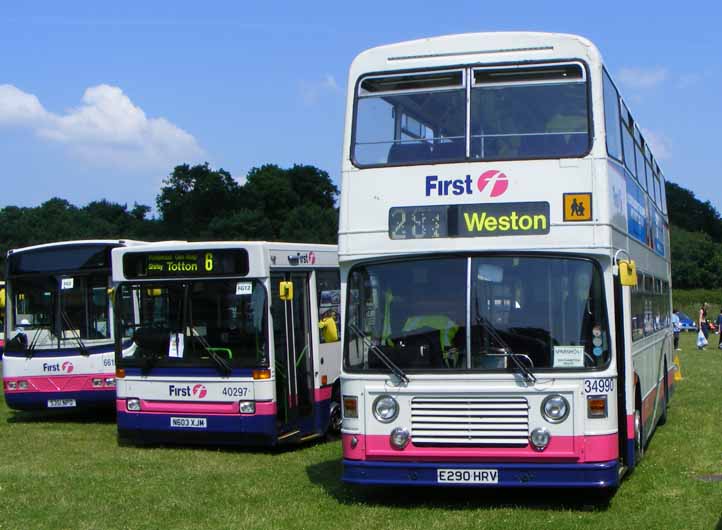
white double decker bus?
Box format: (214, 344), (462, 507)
(112, 241), (342, 446)
(339, 32), (674, 489)
(3, 240), (138, 411)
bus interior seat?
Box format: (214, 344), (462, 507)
(387, 142), (432, 164)
(430, 139), (465, 160)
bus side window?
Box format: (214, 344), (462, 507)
(316, 270), (341, 343)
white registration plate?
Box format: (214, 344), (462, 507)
(170, 417), (207, 429)
(47, 399), (77, 408)
(437, 468), (499, 484)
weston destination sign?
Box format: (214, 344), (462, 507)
(388, 202), (550, 240)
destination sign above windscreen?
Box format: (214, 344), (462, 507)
(389, 202), (550, 239)
(123, 249), (249, 278)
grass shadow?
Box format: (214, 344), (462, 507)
(116, 430), (333, 456)
(306, 458), (613, 511)
(7, 407), (116, 425)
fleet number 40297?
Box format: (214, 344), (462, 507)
(222, 387), (249, 397)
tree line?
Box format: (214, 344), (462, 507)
(0, 163), (720, 289)
(0, 163), (339, 278)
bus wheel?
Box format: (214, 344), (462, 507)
(634, 407), (644, 463)
(658, 363), (668, 426)
(328, 401), (342, 436)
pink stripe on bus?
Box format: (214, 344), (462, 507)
(4, 374), (111, 393)
(116, 399), (277, 416)
(342, 433), (618, 463)
(314, 386), (333, 402)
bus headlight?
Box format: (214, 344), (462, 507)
(390, 427), (410, 449)
(373, 395), (399, 423)
(530, 427), (551, 450)
(239, 401), (255, 414)
(541, 394), (569, 423)
(18, 380), (29, 390)
(6, 381), (17, 390)
(127, 398), (141, 411)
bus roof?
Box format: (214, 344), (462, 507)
(349, 32), (602, 77)
(7, 239), (144, 256)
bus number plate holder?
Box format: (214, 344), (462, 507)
(437, 469), (499, 484)
(48, 399), (77, 408)
(170, 417), (208, 429)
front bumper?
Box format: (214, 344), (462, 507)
(342, 459), (619, 488)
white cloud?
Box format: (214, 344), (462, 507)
(617, 67), (668, 89)
(299, 74), (340, 105)
(0, 84), (203, 170)
(641, 128), (672, 161)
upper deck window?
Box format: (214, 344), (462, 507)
(470, 63), (589, 160)
(352, 62), (590, 167)
(354, 70), (466, 166)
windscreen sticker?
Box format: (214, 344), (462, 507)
(553, 346), (584, 368)
(168, 333), (184, 358)
(236, 282), (253, 295)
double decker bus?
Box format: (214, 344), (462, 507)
(339, 32), (674, 489)
(3, 240), (138, 411)
(112, 241), (343, 446)
(0, 281), (5, 356)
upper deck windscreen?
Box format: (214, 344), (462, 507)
(352, 63), (589, 166)
(8, 244), (113, 276)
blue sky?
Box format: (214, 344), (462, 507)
(1, 1), (720, 214)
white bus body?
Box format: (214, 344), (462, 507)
(339, 32), (674, 489)
(113, 241), (342, 446)
(3, 240), (140, 411)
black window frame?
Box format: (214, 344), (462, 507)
(350, 59), (594, 169)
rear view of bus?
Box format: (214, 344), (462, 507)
(113, 242), (342, 446)
(3, 240), (135, 411)
(339, 33), (674, 490)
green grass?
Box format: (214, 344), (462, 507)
(1, 331), (721, 530)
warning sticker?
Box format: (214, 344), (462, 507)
(563, 193), (592, 222)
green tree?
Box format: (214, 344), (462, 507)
(670, 225), (722, 289)
(666, 182), (722, 242)
(156, 163), (241, 239)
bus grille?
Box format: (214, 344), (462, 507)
(410, 396), (529, 447)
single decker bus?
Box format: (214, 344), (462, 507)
(3, 240), (139, 411)
(113, 241), (343, 446)
(339, 32), (675, 491)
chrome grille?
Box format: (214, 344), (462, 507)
(411, 396), (529, 446)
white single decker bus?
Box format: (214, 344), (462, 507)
(112, 241), (343, 446)
(339, 32), (675, 490)
(3, 240), (139, 411)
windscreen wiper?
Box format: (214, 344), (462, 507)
(24, 324), (55, 359)
(475, 312), (536, 384)
(190, 329), (232, 376)
(348, 322), (409, 384)
(60, 310), (89, 356)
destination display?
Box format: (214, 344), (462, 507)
(123, 249), (249, 278)
(389, 202), (550, 239)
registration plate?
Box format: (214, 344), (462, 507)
(437, 468), (499, 484)
(47, 399), (77, 408)
(170, 417), (207, 429)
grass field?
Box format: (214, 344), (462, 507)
(1, 332), (721, 530)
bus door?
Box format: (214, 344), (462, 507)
(614, 274), (631, 467)
(271, 272), (314, 434)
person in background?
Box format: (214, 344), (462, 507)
(671, 308), (681, 351)
(717, 308), (722, 350)
(698, 303), (709, 350)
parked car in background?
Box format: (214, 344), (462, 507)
(678, 311), (698, 332)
